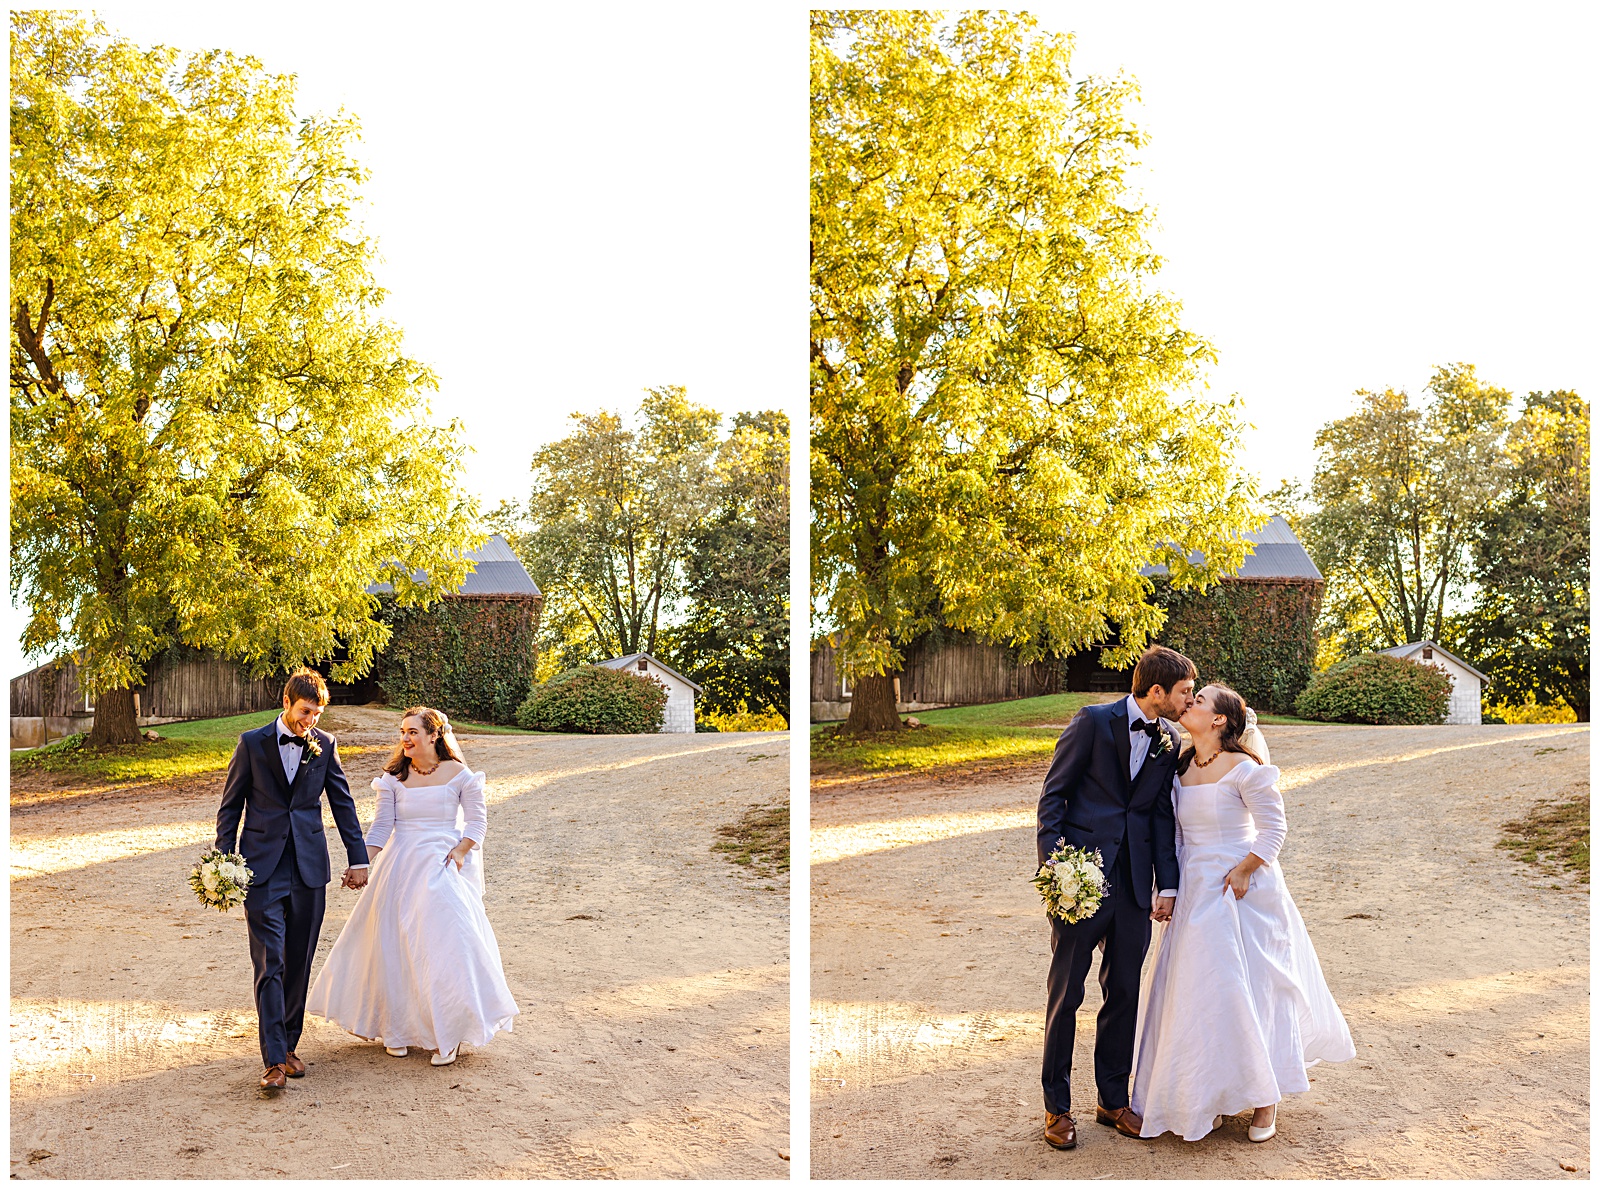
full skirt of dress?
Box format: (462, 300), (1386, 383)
(1130, 841), (1355, 1141)
(307, 821), (519, 1053)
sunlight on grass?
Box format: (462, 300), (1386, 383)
(911, 693), (1113, 727)
(812, 725), (1058, 777)
(811, 809), (1032, 865)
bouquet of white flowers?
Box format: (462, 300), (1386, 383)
(189, 848), (253, 912)
(1032, 838), (1106, 924)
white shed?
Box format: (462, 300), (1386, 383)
(1378, 641), (1486, 725)
(598, 653), (703, 733)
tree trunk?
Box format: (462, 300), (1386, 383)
(843, 672), (903, 734)
(87, 686), (141, 746)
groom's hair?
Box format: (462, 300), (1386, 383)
(1131, 645), (1196, 697)
(282, 667), (330, 708)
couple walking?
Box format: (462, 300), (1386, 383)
(1037, 645), (1354, 1147)
(214, 669), (518, 1089)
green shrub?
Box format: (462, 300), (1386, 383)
(515, 665), (668, 734)
(1294, 653), (1454, 724)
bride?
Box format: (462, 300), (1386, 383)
(1130, 683), (1353, 1142)
(307, 706), (519, 1065)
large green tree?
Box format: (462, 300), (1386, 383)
(811, 11), (1257, 733)
(673, 410), (791, 724)
(518, 387), (721, 667)
(1456, 391), (1589, 718)
(11, 14), (480, 744)
(1301, 364), (1511, 655)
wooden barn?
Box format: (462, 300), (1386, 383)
(1379, 640), (1485, 725)
(810, 516), (1324, 721)
(9, 534), (541, 747)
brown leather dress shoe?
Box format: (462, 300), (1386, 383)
(284, 1052), (306, 1078)
(260, 1064), (288, 1089)
(1044, 1111), (1077, 1149)
(1095, 1105), (1145, 1138)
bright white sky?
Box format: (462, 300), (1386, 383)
(7, 3), (1594, 679)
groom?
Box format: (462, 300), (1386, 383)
(1036, 645), (1195, 1149)
(215, 668), (370, 1090)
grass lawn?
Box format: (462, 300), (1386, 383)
(9, 709), (393, 787)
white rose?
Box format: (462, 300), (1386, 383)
(201, 869), (219, 893)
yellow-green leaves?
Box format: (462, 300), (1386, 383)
(811, 12), (1258, 680)
(10, 13), (480, 696)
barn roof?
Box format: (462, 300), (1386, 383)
(367, 533), (542, 598)
(1139, 515), (1323, 582)
(1379, 640), (1489, 682)
(599, 653), (705, 693)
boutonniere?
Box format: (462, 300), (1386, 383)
(1153, 730), (1173, 759)
(303, 734), (323, 759)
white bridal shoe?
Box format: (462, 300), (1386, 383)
(431, 1046), (459, 1067)
(385, 1045), (408, 1057)
(1248, 1107), (1277, 1143)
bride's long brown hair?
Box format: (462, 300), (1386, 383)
(1176, 682), (1262, 774)
(384, 706), (465, 780)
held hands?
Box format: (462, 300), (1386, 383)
(341, 866), (369, 891)
(1149, 895), (1175, 922)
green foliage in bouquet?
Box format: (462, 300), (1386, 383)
(515, 665), (668, 734)
(376, 595), (538, 725)
(1294, 653), (1453, 725)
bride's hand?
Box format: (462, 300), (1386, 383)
(1222, 864), (1251, 899)
(443, 842), (471, 872)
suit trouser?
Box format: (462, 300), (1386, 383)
(1041, 844), (1151, 1115)
(244, 839), (325, 1068)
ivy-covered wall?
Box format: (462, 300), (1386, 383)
(375, 595), (541, 724)
(1153, 577), (1323, 715)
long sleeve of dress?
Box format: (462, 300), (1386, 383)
(366, 775), (396, 849)
(458, 771), (488, 846)
(1238, 762), (1287, 865)
(1171, 773), (1185, 856)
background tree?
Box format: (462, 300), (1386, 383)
(10, 14), (479, 745)
(1454, 391), (1589, 718)
(513, 387), (720, 670)
(812, 11), (1258, 733)
(671, 411), (791, 724)
(1300, 364), (1511, 658)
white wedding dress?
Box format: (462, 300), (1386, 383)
(307, 769), (519, 1053)
(1131, 758), (1353, 1140)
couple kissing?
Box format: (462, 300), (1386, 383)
(1037, 645), (1354, 1149)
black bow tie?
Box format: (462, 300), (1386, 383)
(1131, 718), (1162, 738)
(279, 733), (309, 750)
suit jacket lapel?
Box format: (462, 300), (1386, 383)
(1110, 701), (1133, 797)
(260, 722), (293, 806)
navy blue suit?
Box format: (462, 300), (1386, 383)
(216, 721), (367, 1068)
(1036, 699), (1181, 1116)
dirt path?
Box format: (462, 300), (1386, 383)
(11, 710), (790, 1180)
(811, 723), (1589, 1180)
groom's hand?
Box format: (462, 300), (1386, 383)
(1150, 895), (1175, 922)
(342, 867), (368, 890)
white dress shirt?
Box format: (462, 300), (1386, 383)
(276, 714), (366, 868)
(1125, 696), (1178, 901)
